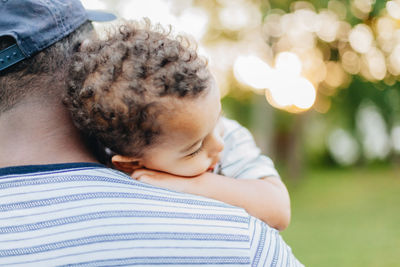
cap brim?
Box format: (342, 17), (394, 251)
(86, 10), (117, 22)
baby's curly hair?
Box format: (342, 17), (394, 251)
(64, 20), (211, 159)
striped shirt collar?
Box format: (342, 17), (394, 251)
(0, 162), (105, 176)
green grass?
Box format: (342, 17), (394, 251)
(281, 166), (400, 267)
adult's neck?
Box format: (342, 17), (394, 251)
(0, 98), (98, 168)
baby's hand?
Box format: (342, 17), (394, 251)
(131, 169), (198, 193)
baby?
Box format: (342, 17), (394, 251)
(64, 20), (291, 230)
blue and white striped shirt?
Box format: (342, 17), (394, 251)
(0, 163), (303, 266)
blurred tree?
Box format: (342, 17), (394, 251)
(204, 0), (400, 173)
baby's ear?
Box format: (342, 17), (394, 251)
(111, 155), (143, 174)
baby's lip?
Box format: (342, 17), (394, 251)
(207, 161), (218, 172)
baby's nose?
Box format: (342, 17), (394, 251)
(210, 133), (224, 156)
(215, 137), (224, 153)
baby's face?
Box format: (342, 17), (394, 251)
(140, 81), (224, 177)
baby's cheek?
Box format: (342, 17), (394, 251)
(176, 156), (209, 177)
(194, 155), (213, 173)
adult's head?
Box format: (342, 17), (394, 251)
(0, 0), (115, 167)
(0, 0), (115, 114)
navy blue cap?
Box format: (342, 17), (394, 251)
(0, 0), (116, 72)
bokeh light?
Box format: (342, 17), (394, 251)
(234, 52), (316, 112)
(328, 128), (360, 166)
(391, 125), (400, 153)
(387, 0), (400, 19)
(349, 24), (373, 54)
(81, 0), (107, 9)
(364, 47), (387, 80)
(341, 50), (361, 74)
(275, 52), (302, 76)
(356, 102), (391, 160)
(104, 0), (209, 41)
(315, 10), (340, 42)
(233, 55), (273, 90)
(218, 1), (260, 30)
(389, 44), (400, 75)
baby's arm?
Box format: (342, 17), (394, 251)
(132, 118), (291, 231)
(131, 170), (290, 230)
(213, 118), (291, 230)
(189, 172), (290, 231)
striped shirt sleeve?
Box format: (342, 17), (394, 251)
(216, 117), (280, 180)
(248, 216), (304, 267)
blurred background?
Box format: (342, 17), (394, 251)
(82, 0), (399, 266)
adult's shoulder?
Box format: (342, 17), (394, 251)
(0, 164), (301, 265)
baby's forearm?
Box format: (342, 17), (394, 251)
(188, 173), (291, 230)
(131, 169), (290, 230)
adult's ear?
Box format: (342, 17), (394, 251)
(111, 155), (143, 173)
